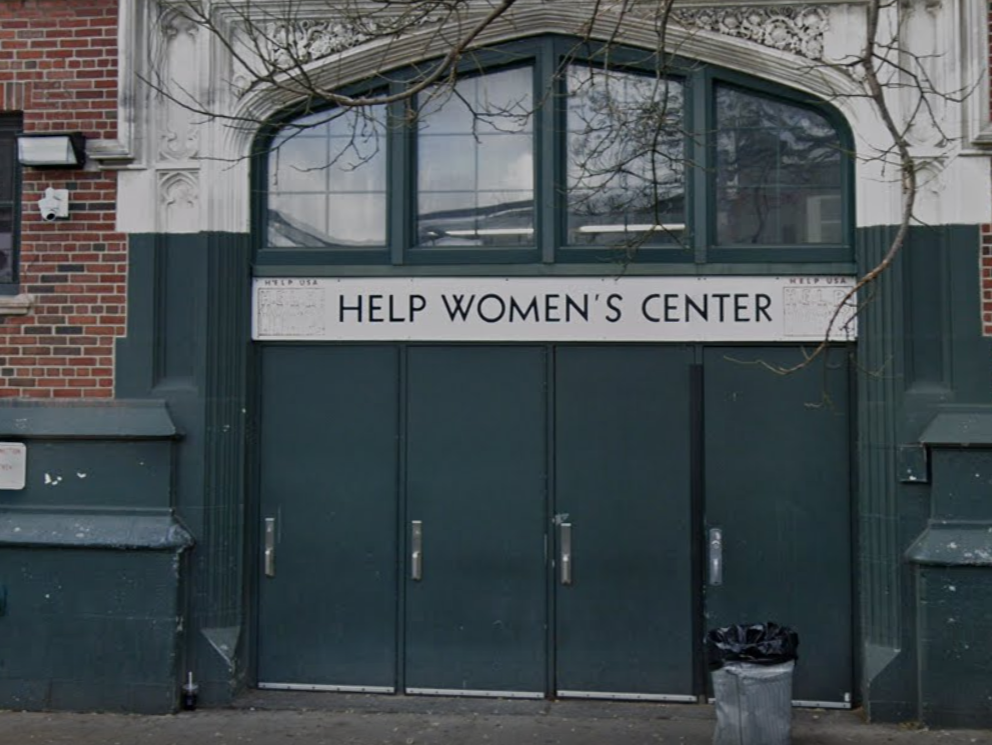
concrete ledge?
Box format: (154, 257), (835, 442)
(0, 400), (178, 440)
(906, 522), (992, 566)
(0, 512), (193, 550)
(0, 293), (35, 316)
(920, 409), (992, 446)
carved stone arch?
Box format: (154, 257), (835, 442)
(225, 4), (868, 160)
(204, 3), (920, 230)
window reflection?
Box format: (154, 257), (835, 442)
(260, 50), (852, 261)
(0, 122), (17, 282)
(716, 86), (843, 245)
(417, 66), (534, 247)
(267, 106), (386, 248)
(567, 65), (685, 246)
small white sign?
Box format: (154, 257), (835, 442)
(252, 276), (858, 343)
(0, 443), (26, 490)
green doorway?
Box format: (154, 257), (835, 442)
(255, 343), (853, 704)
(404, 346), (548, 696)
(554, 346), (696, 700)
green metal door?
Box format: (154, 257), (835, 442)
(554, 346), (697, 700)
(703, 346), (853, 706)
(257, 346), (400, 691)
(404, 346), (548, 697)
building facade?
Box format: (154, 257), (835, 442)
(2, 0), (992, 728)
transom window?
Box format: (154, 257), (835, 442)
(268, 106), (387, 248)
(258, 38), (851, 269)
(417, 66), (535, 248)
(566, 65), (685, 246)
(715, 86), (844, 246)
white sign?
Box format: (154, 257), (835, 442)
(252, 276), (858, 343)
(0, 443), (26, 490)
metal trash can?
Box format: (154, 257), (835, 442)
(706, 623), (799, 745)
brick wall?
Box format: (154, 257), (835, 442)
(0, 0), (122, 398)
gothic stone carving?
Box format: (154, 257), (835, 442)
(672, 6), (830, 60)
(259, 6), (446, 70)
(159, 171), (200, 231)
(156, 9), (201, 161)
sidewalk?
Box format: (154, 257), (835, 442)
(1, 692), (989, 745)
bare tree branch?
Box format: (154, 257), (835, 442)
(760, 0), (918, 375)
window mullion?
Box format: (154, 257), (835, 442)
(690, 66), (711, 264)
(537, 41), (557, 264)
(388, 87), (410, 265)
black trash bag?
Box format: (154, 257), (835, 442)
(706, 622), (799, 670)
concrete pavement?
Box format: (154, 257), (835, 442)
(1, 693), (990, 745)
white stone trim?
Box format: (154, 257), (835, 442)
(116, 0), (991, 234)
(90, 0), (147, 166)
(0, 294), (35, 316)
(959, 0), (992, 150)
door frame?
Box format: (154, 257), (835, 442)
(247, 341), (858, 704)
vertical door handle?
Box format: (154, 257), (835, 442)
(264, 517), (276, 578)
(560, 522), (573, 586)
(709, 527), (723, 586)
(411, 520), (423, 581)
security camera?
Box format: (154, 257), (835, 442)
(38, 187), (69, 221)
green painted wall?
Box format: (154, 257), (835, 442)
(0, 401), (191, 713)
(118, 233), (253, 707)
(857, 224), (992, 727)
(5, 223), (987, 721)
(0, 548), (185, 712)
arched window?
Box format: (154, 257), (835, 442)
(257, 38), (851, 269)
(567, 65), (686, 246)
(715, 86), (844, 246)
(267, 106), (387, 250)
(417, 66), (535, 248)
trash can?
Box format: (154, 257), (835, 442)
(706, 622), (799, 745)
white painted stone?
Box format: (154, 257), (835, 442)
(112, 0), (991, 234)
(251, 276), (859, 343)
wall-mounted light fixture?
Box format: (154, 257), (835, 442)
(16, 132), (86, 168)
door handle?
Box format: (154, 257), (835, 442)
(411, 520), (423, 581)
(560, 522), (573, 586)
(708, 527), (723, 586)
(264, 517), (276, 578)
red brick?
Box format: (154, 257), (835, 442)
(0, 0), (123, 399)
